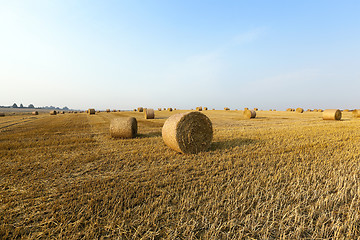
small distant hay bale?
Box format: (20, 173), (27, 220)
(352, 109), (360, 118)
(318, 109), (323, 112)
(212, 108), (215, 110)
(138, 107), (143, 112)
(244, 109), (256, 119)
(0, 113), (5, 117)
(162, 111), (213, 154)
(163, 108), (166, 110)
(158, 108), (162, 111)
(286, 108), (293, 112)
(254, 108), (258, 111)
(168, 108), (173, 111)
(60, 111), (65, 114)
(224, 107), (230, 111)
(32, 111), (38, 115)
(244, 107), (249, 111)
(74, 111), (78, 114)
(343, 109), (349, 112)
(50, 110), (57, 115)
(88, 109), (95, 115)
(296, 108), (304, 113)
(196, 106), (202, 111)
(134, 109), (137, 112)
(110, 117), (137, 138)
(323, 109), (341, 120)
(145, 108), (155, 119)
(204, 107), (208, 110)
(106, 109), (110, 113)
(112, 110), (117, 112)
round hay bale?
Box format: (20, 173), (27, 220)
(60, 111), (65, 114)
(244, 109), (256, 119)
(323, 109), (341, 120)
(296, 108), (304, 113)
(254, 108), (258, 111)
(168, 108), (173, 111)
(224, 107), (230, 111)
(112, 109), (117, 112)
(163, 108), (166, 110)
(204, 107), (208, 111)
(145, 108), (155, 119)
(106, 109), (110, 113)
(0, 113), (5, 117)
(196, 107), (202, 111)
(88, 109), (95, 115)
(50, 110), (57, 115)
(162, 111), (213, 154)
(352, 109), (360, 118)
(110, 117), (137, 138)
(32, 111), (38, 115)
(244, 107), (249, 111)
(137, 107), (143, 112)
(134, 109), (137, 112)
(158, 108), (162, 111)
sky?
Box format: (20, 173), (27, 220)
(0, 0), (359, 110)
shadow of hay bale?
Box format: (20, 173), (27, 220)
(210, 138), (258, 151)
(137, 131), (162, 138)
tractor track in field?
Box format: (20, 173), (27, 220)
(0, 116), (43, 131)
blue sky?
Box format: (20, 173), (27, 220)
(1, 1), (359, 110)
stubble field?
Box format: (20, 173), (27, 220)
(1, 110), (360, 239)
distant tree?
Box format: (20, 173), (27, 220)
(20, 103), (24, 108)
(28, 104), (35, 108)
(12, 103), (18, 108)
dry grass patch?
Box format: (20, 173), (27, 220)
(1, 111), (360, 239)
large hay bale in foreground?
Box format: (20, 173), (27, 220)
(32, 111), (38, 115)
(296, 108), (304, 113)
(162, 111), (213, 154)
(88, 109), (95, 115)
(244, 109), (256, 119)
(0, 113), (5, 117)
(145, 108), (155, 119)
(138, 107), (143, 112)
(352, 109), (360, 118)
(323, 109), (341, 120)
(50, 110), (57, 115)
(110, 117), (137, 138)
